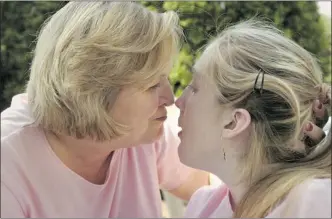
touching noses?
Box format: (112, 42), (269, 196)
(159, 78), (175, 107)
(175, 91), (185, 112)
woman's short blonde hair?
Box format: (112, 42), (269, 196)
(27, 2), (182, 141)
(200, 18), (331, 217)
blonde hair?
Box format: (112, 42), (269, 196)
(202, 19), (331, 217)
(27, 2), (182, 141)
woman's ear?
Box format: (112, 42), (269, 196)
(221, 109), (251, 139)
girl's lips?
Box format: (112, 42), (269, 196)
(178, 130), (182, 137)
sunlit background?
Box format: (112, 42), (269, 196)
(318, 1), (331, 17)
(1, 1), (331, 113)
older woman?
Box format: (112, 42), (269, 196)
(176, 19), (331, 218)
(1, 2), (210, 218)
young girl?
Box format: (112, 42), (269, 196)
(176, 19), (331, 218)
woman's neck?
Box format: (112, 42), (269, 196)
(45, 131), (116, 184)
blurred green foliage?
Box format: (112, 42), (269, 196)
(1, 1), (330, 111)
(1, 1), (66, 111)
(141, 1), (331, 96)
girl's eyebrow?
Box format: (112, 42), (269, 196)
(190, 67), (202, 82)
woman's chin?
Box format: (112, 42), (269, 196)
(140, 125), (164, 144)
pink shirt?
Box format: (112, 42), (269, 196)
(1, 94), (192, 218)
(185, 179), (331, 218)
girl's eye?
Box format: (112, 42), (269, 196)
(187, 84), (198, 94)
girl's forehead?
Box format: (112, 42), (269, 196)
(191, 66), (203, 79)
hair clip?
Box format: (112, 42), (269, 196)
(253, 70), (265, 94)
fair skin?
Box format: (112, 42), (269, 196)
(46, 74), (209, 199)
(176, 62), (328, 207)
(176, 66), (250, 205)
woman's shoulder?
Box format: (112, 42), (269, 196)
(1, 125), (48, 185)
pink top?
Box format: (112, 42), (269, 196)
(1, 93), (193, 218)
(185, 179), (331, 218)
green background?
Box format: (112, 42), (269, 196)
(1, 1), (331, 111)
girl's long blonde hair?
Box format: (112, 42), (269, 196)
(203, 18), (331, 217)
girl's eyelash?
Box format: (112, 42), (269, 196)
(188, 84), (197, 93)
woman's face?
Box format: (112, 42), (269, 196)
(175, 63), (226, 171)
(111, 75), (174, 147)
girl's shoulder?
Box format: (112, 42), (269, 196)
(184, 184), (229, 218)
(269, 178), (331, 218)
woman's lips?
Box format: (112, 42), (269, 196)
(155, 116), (167, 121)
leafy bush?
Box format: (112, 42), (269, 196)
(1, 1), (330, 111)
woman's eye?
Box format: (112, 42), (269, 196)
(149, 83), (161, 90)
